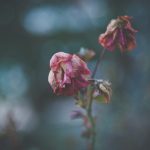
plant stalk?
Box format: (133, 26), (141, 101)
(86, 87), (96, 150)
(92, 48), (106, 78)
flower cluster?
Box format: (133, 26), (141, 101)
(48, 16), (137, 96)
(48, 15), (137, 150)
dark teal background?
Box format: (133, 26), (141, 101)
(0, 0), (149, 150)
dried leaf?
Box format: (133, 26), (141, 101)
(93, 80), (112, 103)
(74, 92), (87, 108)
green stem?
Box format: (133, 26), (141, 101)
(87, 111), (96, 150)
(86, 87), (96, 150)
(84, 48), (106, 149)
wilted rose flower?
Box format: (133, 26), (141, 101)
(99, 16), (137, 52)
(48, 52), (91, 96)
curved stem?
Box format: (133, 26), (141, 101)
(86, 87), (96, 150)
(84, 48), (106, 149)
(92, 48), (106, 78)
(87, 111), (96, 150)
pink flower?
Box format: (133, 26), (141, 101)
(99, 16), (137, 52)
(48, 52), (91, 96)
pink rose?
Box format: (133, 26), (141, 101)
(48, 52), (91, 96)
(99, 16), (137, 52)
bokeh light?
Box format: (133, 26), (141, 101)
(0, 0), (150, 150)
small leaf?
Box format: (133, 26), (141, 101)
(92, 79), (112, 103)
(78, 47), (95, 61)
(75, 99), (86, 108)
(74, 91), (87, 108)
(94, 94), (108, 103)
(70, 110), (84, 119)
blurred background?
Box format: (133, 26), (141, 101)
(0, 0), (149, 150)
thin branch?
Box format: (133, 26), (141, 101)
(92, 48), (106, 78)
